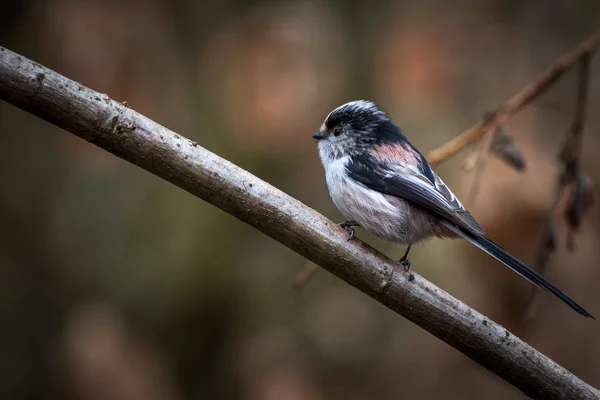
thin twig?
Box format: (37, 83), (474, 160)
(0, 46), (598, 400)
(289, 261), (319, 304)
(463, 126), (491, 206)
(527, 56), (592, 320)
(427, 28), (600, 166)
(553, 55), (590, 256)
(562, 56), (590, 182)
(537, 55), (591, 273)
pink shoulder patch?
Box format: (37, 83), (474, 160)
(371, 143), (419, 166)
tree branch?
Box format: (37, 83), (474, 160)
(427, 28), (600, 167)
(0, 46), (598, 400)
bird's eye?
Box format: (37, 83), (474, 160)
(332, 127), (343, 136)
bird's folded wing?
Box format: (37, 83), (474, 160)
(346, 156), (485, 235)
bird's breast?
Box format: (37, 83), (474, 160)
(324, 158), (440, 243)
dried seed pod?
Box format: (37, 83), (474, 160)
(565, 173), (595, 230)
(489, 127), (526, 172)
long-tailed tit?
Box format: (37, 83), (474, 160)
(313, 100), (592, 318)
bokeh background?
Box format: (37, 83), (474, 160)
(2, 1), (600, 399)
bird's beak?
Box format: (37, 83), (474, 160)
(312, 132), (324, 140)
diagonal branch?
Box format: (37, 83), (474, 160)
(0, 46), (598, 400)
(427, 28), (600, 167)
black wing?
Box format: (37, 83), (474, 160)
(346, 155), (484, 234)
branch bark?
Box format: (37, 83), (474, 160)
(0, 46), (598, 400)
(427, 28), (600, 167)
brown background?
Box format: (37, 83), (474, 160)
(1, 1), (600, 399)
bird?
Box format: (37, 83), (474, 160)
(313, 100), (593, 318)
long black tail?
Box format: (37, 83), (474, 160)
(444, 222), (594, 318)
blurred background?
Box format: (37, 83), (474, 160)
(2, 1), (600, 399)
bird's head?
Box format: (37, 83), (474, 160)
(313, 100), (402, 161)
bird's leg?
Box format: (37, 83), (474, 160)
(398, 244), (412, 271)
(337, 220), (360, 240)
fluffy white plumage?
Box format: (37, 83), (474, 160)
(321, 154), (442, 243)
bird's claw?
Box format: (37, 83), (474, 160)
(337, 221), (358, 241)
(399, 258), (411, 271)
(346, 228), (355, 240)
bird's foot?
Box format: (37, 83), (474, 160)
(398, 244), (412, 271)
(399, 258), (411, 272)
(337, 220), (359, 240)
